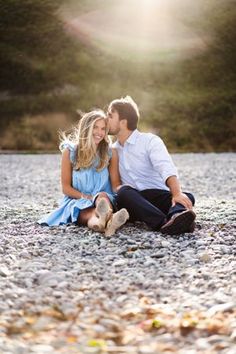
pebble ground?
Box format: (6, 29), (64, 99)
(0, 153), (235, 354)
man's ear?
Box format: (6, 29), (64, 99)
(120, 119), (128, 129)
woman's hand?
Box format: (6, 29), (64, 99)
(81, 193), (93, 200)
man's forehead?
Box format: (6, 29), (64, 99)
(110, 106), (117, 113)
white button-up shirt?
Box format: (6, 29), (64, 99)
(113, 129), (178, 191)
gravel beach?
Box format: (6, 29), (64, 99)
(0, 153), (235, 354)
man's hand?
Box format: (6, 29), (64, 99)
(172, 192), (193, 209)
(166, 176), (193, 210)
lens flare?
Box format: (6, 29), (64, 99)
(65, 0), (207, 62)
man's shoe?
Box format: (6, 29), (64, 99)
(160, 210), (196, 236)
(189, 221), (196, 233)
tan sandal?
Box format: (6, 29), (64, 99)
(105, 208), (129, 237)
(95, 197), (112, 229)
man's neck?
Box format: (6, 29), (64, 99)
(117, 129), (134, 146)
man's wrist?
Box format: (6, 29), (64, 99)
(171, 191), (182, 198)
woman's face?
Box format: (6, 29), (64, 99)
(92, 118), (106, 145)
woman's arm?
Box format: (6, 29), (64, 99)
(61, 149), (92, 200)
(108, 148), (122, 192)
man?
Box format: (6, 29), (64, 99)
(107, 96), (196, 235)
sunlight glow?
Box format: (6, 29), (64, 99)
(66, 0), (207, 62)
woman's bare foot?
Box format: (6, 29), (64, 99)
(105, 208), (129, 237)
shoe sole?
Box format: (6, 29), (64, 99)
(95, 198), (112, 228)
(160, 210), (196, 236)
(105, 209), (129, 237)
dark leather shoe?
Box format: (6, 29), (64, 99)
(160, 210), (196, 235)
(189, 221), (196, 233)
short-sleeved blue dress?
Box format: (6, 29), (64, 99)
(38, 142), (115, 226)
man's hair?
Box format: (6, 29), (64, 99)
(109, 96), (139, 130)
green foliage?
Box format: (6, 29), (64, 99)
(0, 0), (235, 151)
(0, 0), (76, 94)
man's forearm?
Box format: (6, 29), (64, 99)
(166, 176), (182, 197)
(166, 175), (193, 209)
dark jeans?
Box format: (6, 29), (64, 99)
(116, 186), (195, 231)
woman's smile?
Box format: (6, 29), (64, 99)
(93, 119), (106, 145)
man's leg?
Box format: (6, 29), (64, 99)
(160, 192), (196, 235)
(167, 192), (195, 219)
(116, 186), (166, 230)
(140, 189), (172, 216)
(140, 189), (195, 220)
(117, 186), (196, 234)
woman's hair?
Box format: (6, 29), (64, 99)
(60, 110), (110, 171)
(108, 95), (139, 130)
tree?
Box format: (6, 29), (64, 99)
(0, 0), (75, 94)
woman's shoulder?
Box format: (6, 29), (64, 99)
(60, 140), (76, 151)
(60, 140), (77, 163)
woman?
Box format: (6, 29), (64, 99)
(38, 110), (129, 236)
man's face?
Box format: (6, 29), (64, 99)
(107, 107), (121, 135)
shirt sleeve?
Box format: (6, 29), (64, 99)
(59, 140), (76, 163)
(147, 135), (178, 183)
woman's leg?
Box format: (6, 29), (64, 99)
(78, 207), (95, 226)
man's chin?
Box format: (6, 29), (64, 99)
(108, 129), (118, 135)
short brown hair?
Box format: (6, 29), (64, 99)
(109, 96), (139, 130)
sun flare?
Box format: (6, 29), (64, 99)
(66, 0), (207, 61)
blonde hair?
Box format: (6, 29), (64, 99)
(60, 110), (110, 171)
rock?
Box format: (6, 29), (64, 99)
(161, 240), (170, 248)
(0, 153), (236, 353)
(199, 252), (211, 262)
(151, 252), (165, 258)
(207, 302), (236, 316)
(31, 344), (55, 353)
(112, 260), (127, 266)
(0, 266), (10, 277)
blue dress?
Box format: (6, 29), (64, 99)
(38, 142), (115, 226)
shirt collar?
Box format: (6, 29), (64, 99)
(115, 129), (140, 147)
(126, 129), (139, 145)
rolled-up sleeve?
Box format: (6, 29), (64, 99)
(148, 136), (178, 183)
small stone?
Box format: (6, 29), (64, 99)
(19, 250), (30, 258)
(207, 302), (235, 316)
(0, 266), (10, 277)
(199, 252), (211, 262)
(31, 344), (54, 353)
(112, 260), (127, 266)
(161, 241), (170, 248)
(151, 252), (165, 258)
